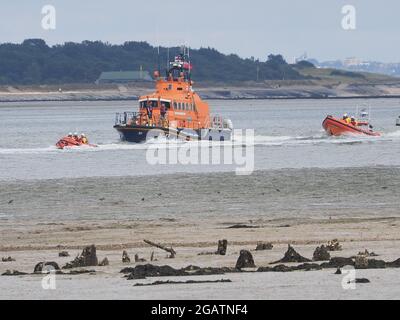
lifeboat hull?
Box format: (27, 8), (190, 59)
(114, 125), (232, 143)
(322, 116), (380, 137)
(56, 137), (97, 149)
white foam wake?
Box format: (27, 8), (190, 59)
(0, 130), (396, 155)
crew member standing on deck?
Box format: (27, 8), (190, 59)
(160, 102), (167, 127)
(146, 101), (153, 126)
(160, 103), (166, 118)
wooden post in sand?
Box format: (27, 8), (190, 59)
(216, 239), (228, 255)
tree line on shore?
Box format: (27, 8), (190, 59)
(0, 39), (311, 85)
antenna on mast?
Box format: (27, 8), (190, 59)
(188, 46), (191, 80)
(167, 47), (170, 70)
(157, 45), (161, 75)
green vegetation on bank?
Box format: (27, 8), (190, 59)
(294, 64), (396, 83)
(0, 39), (308, 85)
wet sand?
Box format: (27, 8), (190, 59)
(1, 167), (400, 299)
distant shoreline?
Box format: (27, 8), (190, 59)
(2, 80), (400, 103)
(2, 95), (400, 103)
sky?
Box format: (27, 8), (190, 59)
(0, 0), (399, 63)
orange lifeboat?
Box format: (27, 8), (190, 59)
(322, 115), (381, 137)
(56, 136), (97, 149)
(114, 50), (233, 143)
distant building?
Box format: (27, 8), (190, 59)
(343, 57), (364, 67)
(96, 70), (153, 84)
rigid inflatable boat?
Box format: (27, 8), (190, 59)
(322, 115), (381, 137)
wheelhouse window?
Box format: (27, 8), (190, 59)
(141, 100), (171, 109)
(161, 102), (171, 109)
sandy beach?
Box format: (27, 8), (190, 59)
(1, 168), (400, 299)
(3, 0), (400, 305)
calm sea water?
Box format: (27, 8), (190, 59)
(1, 98), (400, 181)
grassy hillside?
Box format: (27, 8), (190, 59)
(0, 39), (306, 85)
(294, 65), (397, 83)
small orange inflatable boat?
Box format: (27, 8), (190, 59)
(322, 115), (381, 137)
(56, 136), (97, 149)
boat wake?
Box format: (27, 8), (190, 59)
(240, 132), (383, 147)
(1, 130), (399, 155)
(385, 130), (400, 138)
(0, 146), (59, 155)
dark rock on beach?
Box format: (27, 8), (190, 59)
(1, 257), (16, 262)
(68, 269), (96, 275)
(272, 245), (311, 264)
(320, 257), (354, 268)
(58, 251), (70, 257)
(386, 258), (400, 268)
(296, 263), (323, 271)
(355, 256), (386, 269)
(255, 242), (273, 251)
(2, 270), (28, 276)
(124, 264), (236, 280)
(134, 279), (232, 287)
(183, 265), (235, 276)
(235, 250), (256, 269)
(349, 278), (370, 284)
(120, 267), (135, 274)
(258, 265), (291, 272)
(258, 263), (322, 273)
(312, 245), (331, 261)
(62, 245), (98, 269)
(127, 264), (184, 280)
(354, 255), (369, 269)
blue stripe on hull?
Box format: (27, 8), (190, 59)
(114, 126), (232, 143)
